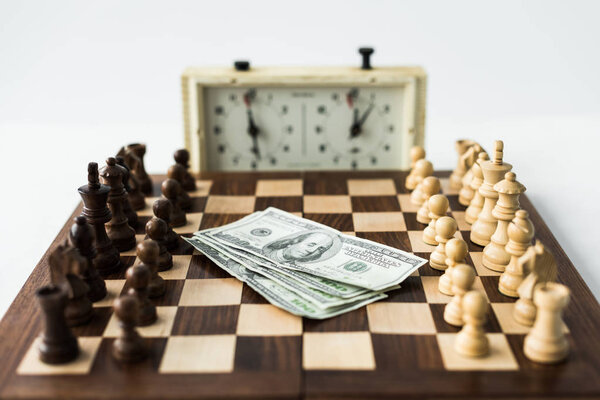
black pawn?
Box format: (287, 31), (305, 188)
(100, 157), (136, 251)
(138, 240), (166, 298)
(36, 285), (79, 364)
(146, 217), (173, 271)
(117, 143), (152, 195)
(167, 164), (192, 210)
(70, 216), (107, 302)
(114, 156), (138, 228)
(78, 162), (121, 275)
(161, 179), (187, 227)
(126, 261), (157, 326)
(112, 294), (147, 363)
(116, 156), (145, 211)
(173, 149), (196, 191)
(152, 199), (179, 251)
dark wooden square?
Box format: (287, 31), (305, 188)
(122, 280), (184, 306)
(171, 306), (240, 335)
(460, 231), (485, 252)
(135, 216), (153, 234)
(186, 254), (233, 279)
(355, 231), (411, 253)
(91, 338), (167, 374)
(429, 303), (502, 333)
(414, 253), (442, 276)
(447, 195), (466, 212)
(241, 284), (269, 304)
(255, 196), (303, 212)
(383, 276), (427, 303)
(200, 213), (250, 230)
(303, 307), (368, 332)
(303, 173), (348, 195)
(372, 334), (443, 370)
(350, 196), (401, 212)
(209, 178), (257, 195)
(234, 336), (302, 371)
(303, 213), (353, 232)
(189, 197), (207, 213)
(169, 236), (194, 255)
(403, 212), (427, 231)
(480, 276), (516, 303)
(72, 307), (113, 337)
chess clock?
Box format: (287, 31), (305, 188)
(182, 48), (426, 172)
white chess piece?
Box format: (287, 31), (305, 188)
(422, 195), (449, 246)
(439, 238), (468, 296)
(444, 264), (476, 326)
(430, 216), (458, 271)
(454, 290), (490, 357)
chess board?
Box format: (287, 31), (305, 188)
(2, 171), (600, 400)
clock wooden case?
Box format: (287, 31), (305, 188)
(182, 59), (426, 173)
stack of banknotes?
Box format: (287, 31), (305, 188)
(185, 207), (427, 319)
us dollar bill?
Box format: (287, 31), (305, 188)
(205, 207), (426, 291)
(194, 230), (369, 299)
(186, 237), (388, 319)
(187, 235), (394, 308)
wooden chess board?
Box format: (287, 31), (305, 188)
(1, 171), (600, 399)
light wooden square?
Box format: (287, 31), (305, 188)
(179, 278), (243, 306)
(408, 231), (436, 253)
(205, 196), (256, 214)
(189, 180), (213, 197)
(421, 276), (487, 304)
(407, 230), (463, 253)
(103, 306), (177, 338)
(490, 303), (569, 334)
(437, 333), (519, 371)
(347, 179), (396, 196)
(120, 235), (147, 255)
(173, 212), (203, 234)
(470, 252), (500, 276)
(93, 279), (125, 308)
(452, 211), (471, 231)
(352, 212), (406, 232)
(159, 335), (236, 373)
(397, 194), (421, 212)
(440, 178), (460, 196)
(159, 255), (192, 280)
(236, 304), (302, 336)
(367, 303), (436, 334)
(17, 337), (101, 375)
(342, 231), (356, 236)
(256, 179), (303, 196)
(137, 197), (160, 216)
(303, 332), (375, 370)
(304, 195), (352, 214)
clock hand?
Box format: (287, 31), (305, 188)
(244, 90), (261, 160)
(349, 103), (374, 139)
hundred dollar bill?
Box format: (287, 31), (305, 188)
(187, 237), (388, 319)
(194, 230), (369, 299)
(186, 235), (394, 308)
(205, 207), (426, 291)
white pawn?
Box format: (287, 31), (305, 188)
(405, 146), (426, 190)
(444, 264), (476, 326)
(450, 140), (478, 189)
(430, 216), (458, 271)
(514, 242), (558, 326)
(524, 282), (570, 364)
(410, 159), (434, 205)
(416, 176), (441, 224)
(458, 145), (486, 206)
(423, 195), (449, 246)
(465, 152), (489, 224)
(455, 290), (490, 357)
(498, 210), (535, 298)
(439, 238), (468, 296)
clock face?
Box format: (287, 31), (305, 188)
(203, 86), (405, 171)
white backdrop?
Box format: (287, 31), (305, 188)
(0, 0), (598, 317)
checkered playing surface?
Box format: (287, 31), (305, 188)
(16, 174), (567, 376)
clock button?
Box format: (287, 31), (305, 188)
(234, 60), (250, 71)
(358, 47), (374, 70)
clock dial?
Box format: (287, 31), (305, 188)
(204, 86), (405, 171)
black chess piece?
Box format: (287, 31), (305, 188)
(167, 164), (192, 210)
(152, 199), (179, 251)
(78, 162), (121, 275)
(69, 216), (107, 302)
(173, 149), (196, 191)
(161, 179), (187, 227)
(114, 156), (139, 228)
(112, 294), (147, 363)
(100, 157), (136, 251)
(49, 241), (94, 326)
(146, 218), (173, 272)
(116, 156), (145, 211)
(117, 143), (152, 195)
(138, 240), (166, 298)
(36, 285), (79, 364)
(126, 262), (157, 326)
